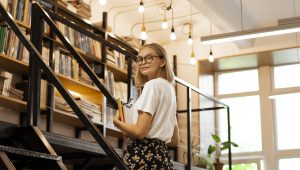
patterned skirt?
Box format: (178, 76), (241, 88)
(113, 138), (174, 170)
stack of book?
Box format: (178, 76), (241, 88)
(58, 0), (68, 8)
(55, 96), (73, 113)
(0, 71), (24, 100)
(76, 2), (91, 20)
(55, 96), (102, 121)
(76, 98), (102, 121)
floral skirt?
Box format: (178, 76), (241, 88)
(113, 138), (174, 170)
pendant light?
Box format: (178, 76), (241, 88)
(138, 0), (144, 13)
(140, 11), (147, 40)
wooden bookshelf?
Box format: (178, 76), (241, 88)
(0, 95), (27, 112)
(15, 20), (30, 31)
(0, 54), (28, 74)
(50, 37), (102, 63)
(51, 108), (103, 127)
(106, 62), (127, 82)
(57, 74), (100, 95)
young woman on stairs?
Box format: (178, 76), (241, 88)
(113, 43), (179, 169)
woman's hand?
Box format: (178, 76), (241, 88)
(113, 111), (121, 128)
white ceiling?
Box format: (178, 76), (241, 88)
(92, 0), (300, 47)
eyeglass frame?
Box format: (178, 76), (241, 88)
(135, 54), (162, 65)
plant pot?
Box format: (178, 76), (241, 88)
(213, 161), (224, 170)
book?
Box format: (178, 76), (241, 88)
(117, 98), (135, 124)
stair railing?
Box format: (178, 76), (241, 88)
(175, 77), (232, 170)
(0, 1), (131, 169)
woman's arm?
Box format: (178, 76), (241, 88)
(167, 125), (179, 147)
(113, 110), (152, 139)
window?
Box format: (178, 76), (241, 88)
(273, 93), (300, 150)
(224, 163), (258, 170)
(273, 64), (300, 88)
(219, 96), (262, 153)
(218, 69), (259, 94)
(279, 158), (300, 170)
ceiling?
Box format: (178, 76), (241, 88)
(92, 0), (300, 47)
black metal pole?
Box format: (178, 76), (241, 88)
(227, 107), (232, 170)
(186, 87), (192, 170)
(29, 3), (44, 126)
(100, 12), (108, 79)
(127, 56), (132, 102)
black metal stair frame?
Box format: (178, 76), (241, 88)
(174, 77), (232, 170)
(0, 1), (130, 169)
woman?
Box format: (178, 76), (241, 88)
(113, 43), (179, 169)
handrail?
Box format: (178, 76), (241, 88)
(0, 2), (128, 169)
(174, 77), (232, 170)
(43, 6), (137, 59)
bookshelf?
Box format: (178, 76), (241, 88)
(0, 53), (28, 74)
(0, 94), (26, 112)
(0, 0), (139, 139)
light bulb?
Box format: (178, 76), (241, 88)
(161, 17), (168, 29)
(190, 52), (196, 65)
(208, 51), (214, 62)
(170, 27), (176, 40)
(138, 1), (144, 13)
(98, 0), (107, 6)
(187, 35), (193, 45)
(140, 26), (147, 40)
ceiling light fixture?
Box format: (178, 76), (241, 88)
(187, 4), (193, 45)
(98, 0), (107, 6)
(208, 22), (214, 62)
(138, 0), (144, 13)
(190, 47), (196, 65)
(140, 12), (147, 40)
(201, 0), (300, 45)
(169, 5), (176, 40)
(161, 15), (168, 29)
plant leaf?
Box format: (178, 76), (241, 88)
(211, 134), (221, 143)
(208, 145), (216, 155)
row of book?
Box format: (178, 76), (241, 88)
(0, 24), (29, 63)
(7, 0), (32, 26)
(107, 48), (126, 70)
(0, 71), (24, 100)
(55, 95), (102, 122)
(56, 22), (102, 60)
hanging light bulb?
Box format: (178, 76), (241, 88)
(138, 0), (144, 13)
(187, 34), (193, 45)
(170, 26), (176, 40)
(161, 16), (168, 29)
(190, 50), (196, 65)
(98, 0), (107, 6)
(140, 26), (147, 40)
(208, 50), (214, 62)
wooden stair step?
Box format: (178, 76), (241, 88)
(0, 145), (61, 161)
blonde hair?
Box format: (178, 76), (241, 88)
(135, 43), (175, 87)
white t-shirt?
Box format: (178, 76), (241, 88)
(133, 77), (177, 143)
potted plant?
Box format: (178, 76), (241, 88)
(207, 133), (238, 170)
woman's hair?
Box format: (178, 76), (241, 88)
(135, 43), (175, 87)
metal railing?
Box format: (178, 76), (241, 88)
(175, 77), (232, 170)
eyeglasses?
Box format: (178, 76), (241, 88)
(135, 54), (161, 65)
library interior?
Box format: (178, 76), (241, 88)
(0, 0), (299, 170)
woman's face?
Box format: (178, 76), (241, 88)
(137, 47), (165, 80)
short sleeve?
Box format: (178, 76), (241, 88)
(135, 81), (158, 116)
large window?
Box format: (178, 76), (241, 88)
(279, 158), (300, 170)
(273, 93), (300, 150)
(218, 69), (259, 94)
(273, 64), (300, 88)
(219, 96), (262, 153)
